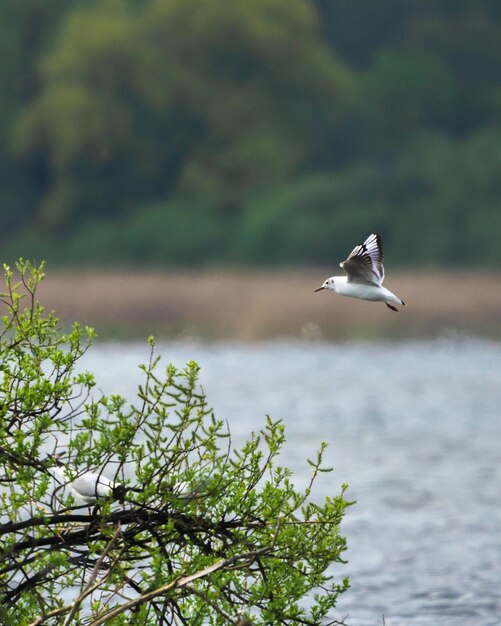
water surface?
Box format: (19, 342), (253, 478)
(81, 338), (501, 626)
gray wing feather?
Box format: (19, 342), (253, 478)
(340, 232), (385, 286)
(72, 472), (114, 498)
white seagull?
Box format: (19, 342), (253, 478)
(49, 454), (123, 504)
(315, 232), (406, 311)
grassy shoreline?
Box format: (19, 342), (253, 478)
(37, 268), (501, 341)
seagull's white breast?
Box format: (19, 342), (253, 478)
(332, 276), (393, 302)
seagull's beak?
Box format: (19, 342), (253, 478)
(314, 286), (325, 293)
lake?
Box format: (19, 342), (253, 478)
(81, 337), (501, 626)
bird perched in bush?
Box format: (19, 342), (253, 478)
(49, 453), (124, 504)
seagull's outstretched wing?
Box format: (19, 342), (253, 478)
(340, 232), (385, 286)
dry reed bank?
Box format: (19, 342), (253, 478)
(37, 269), (501, 341)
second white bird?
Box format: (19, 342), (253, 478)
(50, 454), (121, 504)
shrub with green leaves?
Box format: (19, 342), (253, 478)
(0, 260), (351, 625)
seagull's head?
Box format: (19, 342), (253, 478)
(314, 277), (334, 293)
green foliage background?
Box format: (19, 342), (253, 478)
(0, 0), (500, 266)
(0, 261), (351, 624)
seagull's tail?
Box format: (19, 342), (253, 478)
(385, 294), (406, 312)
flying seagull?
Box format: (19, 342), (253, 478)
(49, 453), (124, 504)
(315, 232), (406, 311)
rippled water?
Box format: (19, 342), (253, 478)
(81, 338), (501, 626)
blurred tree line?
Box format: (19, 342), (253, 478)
(1, 0), (500, 266)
